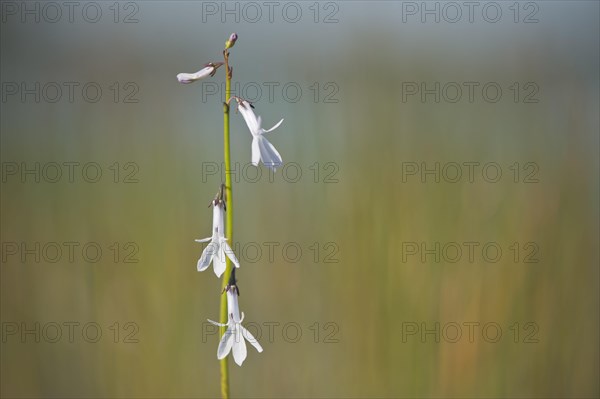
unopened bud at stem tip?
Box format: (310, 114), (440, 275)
(225, 33), (238, 50)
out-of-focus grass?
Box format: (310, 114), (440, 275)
(1, 2), (598, 398)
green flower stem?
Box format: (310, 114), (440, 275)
(219, 48), (233, 399)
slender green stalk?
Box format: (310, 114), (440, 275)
(219, 48), (233, 399)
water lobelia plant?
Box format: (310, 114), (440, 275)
(177, 33), (284, 398)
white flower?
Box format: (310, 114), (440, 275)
(177, 62), (223, 84)
(236, 98), (284, 171)
(195, 200), (240, 277)
(208, 286), (263, 366)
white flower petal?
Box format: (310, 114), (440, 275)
(212, 244), (226, 277)
(263, 118), (284, 133)
(232, 326), (248, 366)
(217, 327), (235, 360)
(176, 73), (197, 84)
(251, 137), (261, 166)
(197, 242), (216, 272)
(238, 101), (260, 134)
(213, 203), (225, 238)
(207, 319), (228, 327)
(195, 237), (212, 243)
(221, 239), (240, 268)
(241, 325), (263, 353)
(177, 67), (213, 84)
(258, 136), (283, 170)
(226, 292), (242, 323)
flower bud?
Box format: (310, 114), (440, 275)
(225, 33), (238, 50)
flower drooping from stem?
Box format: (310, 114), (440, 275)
(233, 97), (284, 171)
(208, 283), (263, 366)
(195, 184), (240, 277)
(177, 62), (224, 84)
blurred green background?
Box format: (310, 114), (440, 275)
(1, 1), (598, 398)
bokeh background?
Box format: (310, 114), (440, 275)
(1, 1), (598, 398)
